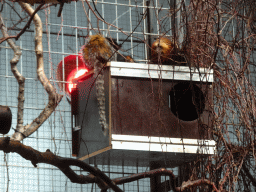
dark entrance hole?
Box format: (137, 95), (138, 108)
(169, 82), (205, 121)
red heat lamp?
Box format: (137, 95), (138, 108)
(67, 68), (88, 93)
(57, 54), (88, 94)
(57, 54), (89, 157)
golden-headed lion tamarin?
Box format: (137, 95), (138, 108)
(81, 34), (114, 69)
(81, 34), (114, 136)
(82, 35), (134, 65)
(151, 37), (187, 66)
(81, 34), (134, 136)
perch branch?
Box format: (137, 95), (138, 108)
(110, 168), (219, 192)
(11, 2), (63, 141)
(0, 137), (221, 192)
(0, 13), (25, 133)
(0, 137), (123, 192)
(113, 168), (176, 185)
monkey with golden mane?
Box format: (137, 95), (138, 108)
(80, 34), (113, 135)
(81, 34), (134, 135)
(151, 37), (187, 66)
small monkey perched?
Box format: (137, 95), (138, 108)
(81, 34), (114, 135)
(82, 34), (114, 67)
(81, 34), (134, 135)
(151, 37), (187, 66)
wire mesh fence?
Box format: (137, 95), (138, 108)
(0, 0), (179, 191)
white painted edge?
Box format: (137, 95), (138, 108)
(110, 67), (213, 82)
(111, 141), (215, 154)
(112, 134), (216, 145)
(109, 62), (214, 83)
(109, 62), (212, 73)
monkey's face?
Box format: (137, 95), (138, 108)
(151, 37), (175, 63)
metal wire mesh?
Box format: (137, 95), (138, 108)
(0, 0), (179, 191)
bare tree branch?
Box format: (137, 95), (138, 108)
(0, 136), (222, 192)
(0, 35), (17, 44)
(10, 2), (63, 141)
(0, 137), (123, 192)
(0, 13), (25, 135)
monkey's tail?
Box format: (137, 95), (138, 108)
(95, 67), (108, 136)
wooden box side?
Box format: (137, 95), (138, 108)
(111, 77), (213, 139)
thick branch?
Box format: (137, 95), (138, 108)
(0, 137), (222, 192)
(112, 168), (219, 192)
(11, 2), (63, 141)
(112, 168), (177, 191)
(0, 137), (123, 192)
(0, 13), (25, 132)
(114, 168), (175, 184)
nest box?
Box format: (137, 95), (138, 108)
(71, 62), (215, 167)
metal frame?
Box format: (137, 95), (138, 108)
(109, 62), (214, 82)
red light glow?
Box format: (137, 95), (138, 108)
(67, 68), (88, 93)
(57, 54), (87, 93)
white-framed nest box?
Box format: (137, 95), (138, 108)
(71, 62), (216, 167)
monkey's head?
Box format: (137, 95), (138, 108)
(151, 37), (178, 64)
(82, 34), (112, 61)
(81, 34), (114, 68)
